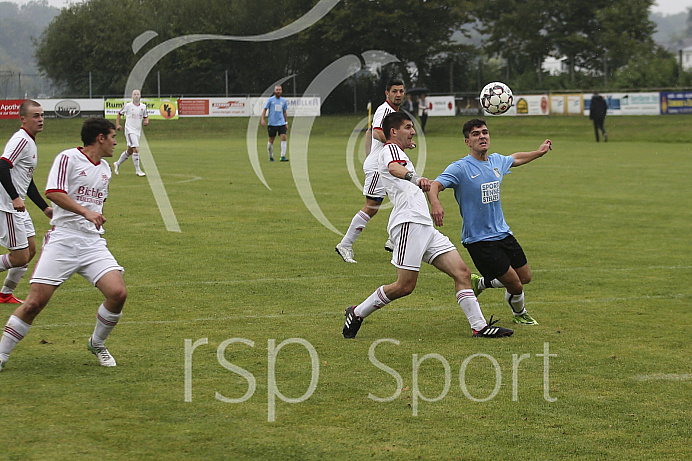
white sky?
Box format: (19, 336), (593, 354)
(6, 0), (692, 16)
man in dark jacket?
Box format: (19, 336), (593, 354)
(589, 92), (608, 142)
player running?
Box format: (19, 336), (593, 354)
(114, 89), (148, 176)
(0, 100), (53, 304)
(335, 78), (405, 263)
(0, 118), (128, 371)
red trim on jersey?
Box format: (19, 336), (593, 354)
(6, 138), (28, 166)
(385, 101), (399, 111)
(373, 127), (383, 131)
(20, 127), (36, 141)
(384, 143), (407, 166)
(1, 157), (13, 168)
(45, 188), (67, 195)
(78, 147), (101, 166)
(56, 153), (69, 190)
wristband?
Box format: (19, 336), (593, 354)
(404, 172), (422, 185)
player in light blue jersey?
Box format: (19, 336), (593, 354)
(260, 85), (289, 162)
(427, 118), (552, 326)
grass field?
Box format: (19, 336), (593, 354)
(0, 114), (690, 460)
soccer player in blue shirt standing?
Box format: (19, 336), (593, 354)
(260, 85), (289, 162)
(427, 119), (552, 325)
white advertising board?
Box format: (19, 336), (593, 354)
(36, 98), (105, 118)
(426, 95), (455, 116)
(249, 97), (321, 117)
(584, 92), (660, 116)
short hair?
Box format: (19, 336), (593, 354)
(81, 118), (116, 146)
(382, 112), (411, 140)
(386, 78), (405, 91)
(19, 100), (41, 117)
(462, 118), (487, 139)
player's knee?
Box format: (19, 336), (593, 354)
(109, 286), (128, 306)
(10, 252), (30, 267)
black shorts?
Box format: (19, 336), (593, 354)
(463, 235), (527, 280)
(267, 125), (287, 138)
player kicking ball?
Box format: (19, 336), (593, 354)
(342, 112), (513, 339)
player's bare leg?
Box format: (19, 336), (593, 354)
(0, 283), (56, 370)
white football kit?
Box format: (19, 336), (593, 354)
(378, 142), (456, 271)
(31, 148), (122, 286)
(118, 102), (148, 148)
(362, 101), (397, 198)
(0, 128), (39, 250)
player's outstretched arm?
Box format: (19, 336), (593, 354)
(511, 139), (552, 167)
(426, 181), (446, 227)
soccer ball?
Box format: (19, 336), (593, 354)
(479, 82), (513, 115)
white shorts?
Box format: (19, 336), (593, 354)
(390, 222), (457, 271)
(30, 227), (123, 286)
(125, 131), (141, 148)
(0, 210), (35, 251)
(362, 154), (385, 198)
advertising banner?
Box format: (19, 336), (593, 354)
(0, 100), (24, 119)
(584, 92), (660, 116)
(498, 94), (549, 116)
(426, 96), (455, 116)
(567, 95), (583, 115)
(659, 91), (692, 114)
(37, 99), (105, 118)
(105, 98), (179, 120)
(550, 94), (583, 115)
(178, 98), (249, 117)
(249, 97), (321, 117)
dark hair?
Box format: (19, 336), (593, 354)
(382, 112), (411, 140)
(386, 78), (405, 91)
(462, 118), (487, 139)
(81, 118), (116, 146)
(19, 100), (41, 117)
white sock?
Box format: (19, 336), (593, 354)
(91, 304), (122, 348)
(456, 289), (486, 331)
(354, 286), (390, 319)
(480, 277), (505, 289)
(506, 291), (526, 315)
(340, 211), (370, 248)
(132, 152), (142, 171)
(267, 142), (274, 158)
(0, 254), (13, 272)
(116, 151), (130, 166)
(2, 265), (27, 294)
(0, 315), (31, 362)
(280, 140), (287, 158)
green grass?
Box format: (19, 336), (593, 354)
(0, 114), (690, 460)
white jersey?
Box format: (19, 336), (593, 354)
(378, 142), (433, 234)
(118, 102), (148, 136)
(363, 100), (398, 173)
(45, 147), (111, 235)
(0, 128), (37, 212)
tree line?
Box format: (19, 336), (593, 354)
(33, 0), (692, 112)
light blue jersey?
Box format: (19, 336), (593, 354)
(264, 96), (288, 126)
(435, 153), (515, 244)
